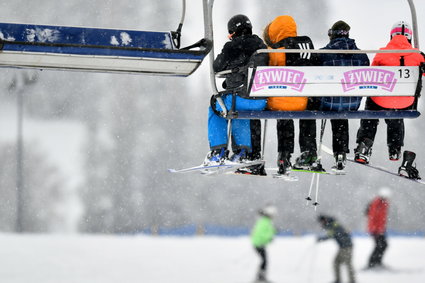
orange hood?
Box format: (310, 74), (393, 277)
(267, 15), (297, 44)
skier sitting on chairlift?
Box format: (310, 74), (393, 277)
(204, 14), (269, 175)
(355, 20), (424, 179)
(262, 15), (321, 175)
(316, 20), (370, 171)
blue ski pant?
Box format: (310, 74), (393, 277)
(208, 94), (266, 151)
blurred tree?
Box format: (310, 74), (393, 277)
(0, 143), (66, 232)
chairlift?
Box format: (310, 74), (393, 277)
(0, 0), (211, 76)
(203, 0), (424, 120)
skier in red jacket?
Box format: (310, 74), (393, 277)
(366, 187), (392, 269)
(355, 21), (425, 173)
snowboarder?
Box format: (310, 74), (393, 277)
(262, 15), (321, 175)
(355, 21), (425, 165)
(365, 187), (391, 269)
(251, 204), (277, 282)
(316, 20), (370, 171)
(317, 215), (356, 283)
(205, 14), (269, 174)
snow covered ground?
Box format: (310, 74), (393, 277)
(0, 234), (423, 283)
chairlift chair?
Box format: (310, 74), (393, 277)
(203, 0), (423, 121)
(0, 0), (211, 76)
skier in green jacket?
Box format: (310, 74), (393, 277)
(251, 204), (277, 282)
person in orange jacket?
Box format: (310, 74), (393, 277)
(355, 21), (425, 166)
(262, 15), (321, 175)
(365, 187), (391, 269)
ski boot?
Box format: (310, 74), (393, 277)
(389, 146), (401, 161)
(354, 138), (373, 164)
(235, 151), (267, 176)
(331, 152), (346, 173)
(398, 150), (421, 179)
(236, 163), (267, 176)
(256, 269), (267, 283)
(277, 151), (292, 175)
(293, 150), (319, 170)
(203, 147), (228, 166)
(229, 148), (249, 163)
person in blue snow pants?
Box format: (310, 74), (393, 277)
(204, 14), (269, 166)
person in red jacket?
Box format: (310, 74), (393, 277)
(366, 187), (392, 269)
(355, 21), (425, 165)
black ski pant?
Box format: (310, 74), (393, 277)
(250, 119), (262, 159)
(368, 234), (388, 268)
(356, 98), (405, 150)
(331, 119), (349, 154)
(255, 246), (267, 271)
(276, 119), (316, 153)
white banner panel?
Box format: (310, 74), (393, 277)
(247, 66), (420, 97)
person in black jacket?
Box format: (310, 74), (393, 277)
(317, 215), (356, 283)
(317, 20), (370, 171)
(204, 14), (268, 174)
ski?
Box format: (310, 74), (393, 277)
(291, 168), (345, 175)
(321, 145), (425, 185)
(168, 160), (265, 176)
(168, 163), (232, 174)
(226, 170), (299, 181)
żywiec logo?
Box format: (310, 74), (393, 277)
(341, 68), (397, 92)
(252, 68), (306, 92)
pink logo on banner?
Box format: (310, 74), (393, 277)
(252, 68), (307, 92)
(341, 68), (397, 92)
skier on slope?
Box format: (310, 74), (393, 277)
(355, 20), (424, 180)
(316, 20), (370, 171)
(204, 14), (269, 175)
(251, 204), (277, 282)
(365, 187), (391, 269)
(317, 215), (356, 283)
(262, 15), (321, 175)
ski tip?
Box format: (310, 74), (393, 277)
(331, 169), (346, 175)
(168, 169), (178, 173)
(272, 173), (299, 181)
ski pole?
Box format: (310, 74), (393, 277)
(261, 119), (268, 160)
(313, 173), (320, 209)
(306, 173), (316, 205)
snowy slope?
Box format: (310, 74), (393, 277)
(0, 234), (423, 283)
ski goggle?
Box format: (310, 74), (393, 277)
(328, 29), (349, 37)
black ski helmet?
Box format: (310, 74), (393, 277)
(227, 14), (252, 36)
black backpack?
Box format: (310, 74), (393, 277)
(270, 36), (321, 66)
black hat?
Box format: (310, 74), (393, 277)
(317, 214), (334, 223)
(328, 20), (350, 39)
(227, 14), (252, 37)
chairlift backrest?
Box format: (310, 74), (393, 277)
(246, 65), (421, 98)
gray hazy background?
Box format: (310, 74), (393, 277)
(0, 0), (424, 235)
